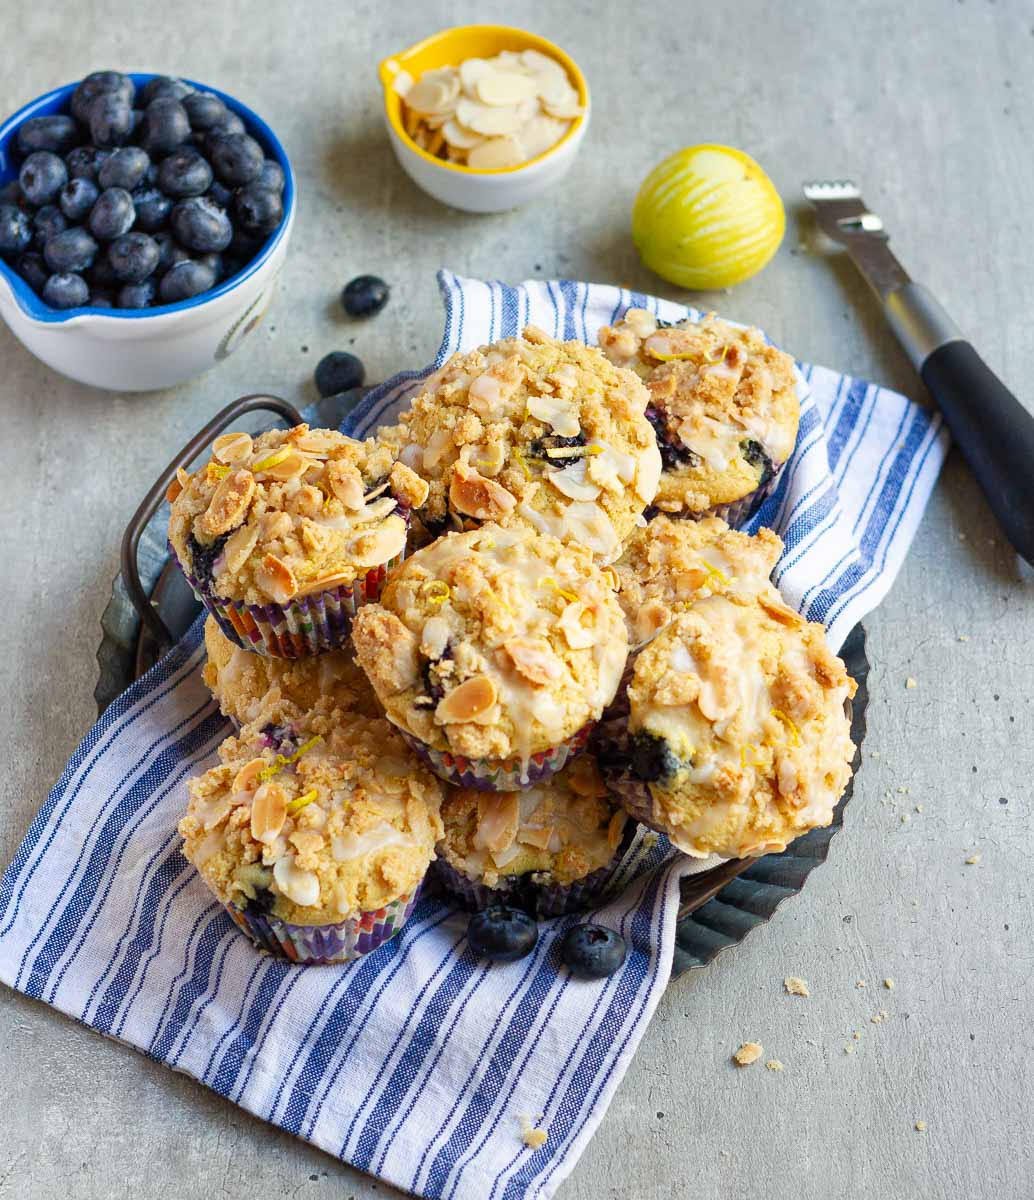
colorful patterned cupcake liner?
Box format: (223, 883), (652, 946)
(224, 885), (421, 964)
(432, 820), (636, 918)
(396, 721), (594, 791)
(177, 542), (407, 659)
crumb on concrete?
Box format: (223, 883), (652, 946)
(957, 634), (970, 642)
(871, 1010), (889, 1024)
(965, 853), (981, 865)
(884, 978), (895, 990)
(732, 1042), (763, 1067)
(784, 976), (810, 997)
(906, 677), (918, 689)
(915, 804), (923, 813)
(856, 980), (868, 988)
(915, 1120), (927, 1132)
(853, 1031), (862, 1041)
(900, 813), (910, 824)
(765, 1059), (784, 1072)
(844, 1045), (855, 1055)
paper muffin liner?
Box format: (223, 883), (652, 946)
(396, 721), (594, 792)
(224, 884), (422, 965)
(178, 541), (407, 659)
(650, 456), (786, 530)
(432, 820), (636, 918)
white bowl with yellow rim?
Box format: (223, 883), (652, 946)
(378, 25), (590, 214)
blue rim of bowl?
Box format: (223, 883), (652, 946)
(0, 72), (294, 324)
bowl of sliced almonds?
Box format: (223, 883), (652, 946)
(378, 24), (589, 213)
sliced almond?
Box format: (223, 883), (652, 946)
(541, 82), (583, 120)
(459, 57), (493, 96)
(255, 553), (298, 604)
(294, 570), (356, 597)
(350, 516), (406, 567)
(197, 469), (255, 538)
(293, 428), (341, 455)
(518, 823), (555, 850)
(449, 461), (516, 521)
(561, 501), (620, 560)
(212, 431), (254, 464)
(759, 591), (805, 628)
(223, 521), (259, 575)
(405, 69), (460, 116)
(476, 70), (538, 107)
(233, 757), (267, 793)
(636, 599), (672, 643)
(518, 114), (567, 159)
(326, 459), (366, 509)
(559, 600), (599, 650)
(259, 449), (309, 481)
(442, 119), (486, 151)
(476, 791), (520, 854)
(521, 49), (568, 79)
(165, 475), (184, 503)
(420, 614), (451, 660)
(544, 458), (601, 502)
(624, 308), (658, 338)
(634, 444), (663, 503)
(273, 854), (320, 907)
(527, 391), (580, 437)
(467, 135), (527, 170)
(436, 674), (497, 723)
(250, 781), (288, 844)
(503, 636), (563, 686)
(456, 97), (525, 137)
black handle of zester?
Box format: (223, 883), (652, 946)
(920, 341), (1034, 566)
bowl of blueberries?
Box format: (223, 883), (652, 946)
(0, 70), (294, 391)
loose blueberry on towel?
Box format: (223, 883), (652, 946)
(341, 274), (389, 318)
(468, 906), (538, 963)
(560, 925), (627, 979)
(315, 351), (365, 397)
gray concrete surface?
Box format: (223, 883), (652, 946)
(1, 0), (1032, 1197)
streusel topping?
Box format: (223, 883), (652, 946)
(614, 515), (782, 645)
(624, 590), (855, 858)
(438, 755), (627, 888)
(168, 424), (429, 606)
(384, 326), (661, 562)
(351, 523), (628, 769)
(178, 713), (443, 925)
(597, 309), (799, 516)
(202, 616), (380, 727)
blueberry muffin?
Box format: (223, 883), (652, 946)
(178, 713), (443, 963)
(202, 615), (380, 728)
(614, 515), (783, 646)
(351, 522), (629, 789)
(434, 755), (632, 916)
(384, 325), (662, 562)
(168, 424), (429, 656)
(597, 309), (799, 525)
(596, 589), (855, 859)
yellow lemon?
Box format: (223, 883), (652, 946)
(632, 144), (785, 290)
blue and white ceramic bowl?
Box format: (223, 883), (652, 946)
(0, 74), (294, 392)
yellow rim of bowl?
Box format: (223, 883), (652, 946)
(378, 24), (590, 177)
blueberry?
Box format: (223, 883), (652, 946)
(203, 113), (245, 145)
(87, 252), (119, 289)
(206, 179), (234, 209)
(186, 530), (229, 588)
(108, 231), (160, 283)
(89, 92), (134, 148)
(315, 351), (365, 397)
(144, 161), (160, 186)
(467, 906), (538, 963)
(42, 271), (89, 309)
(131, 185), (173, 232)
(158, 258), (216, 302)
(88, 187), (136, 241)
(170, 195), (232, 252)
(158, 146), (213, 198)
(139, 98), (191, 155)
(117, 278), (157, 308)
(59, 177), (99, 222)
(65, 145), (108, 182)
(19, 151), (67, 206)
(233, 183), (282, 237)
(16, 115), (80, 157)
(0, 180), (24, 206)
(740, 438), (776, 488)
(15, 250), (48, 292)
(209, 132), (264, 185)
(342, 275), (389, 318)
(98, 146), (150, 191)
(182, 91), (228, 131)
(227, 228), (263, 261)
(32, 204), (68, 246)
(196, 250), (224, 280)
(645, 406), (699, 472)
(139, 76), (194, 106)
(560, 924), (627, 979)
(628, 730), (681, 783)
(70, 71), (134, 124)
(152, 230), (190, 273)
(43, 226), (97, 273)
(257, 159), (285, 193)
(89, 290), (115, 308)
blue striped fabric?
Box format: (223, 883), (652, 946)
(0, 271), (947, 1199)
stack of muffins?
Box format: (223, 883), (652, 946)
(171, 316), (855, 966)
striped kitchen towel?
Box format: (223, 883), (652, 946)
(0, 272), (948, 1200)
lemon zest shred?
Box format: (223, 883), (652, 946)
(422, 580), (451, 607)
(287, 788), (318, 814)
(647, 350), (699, 363)
(207, 463), (231, 480)
(511, 448), (532, 480)
(770, 708), (801, 746)
(252, 447), (292, 473)
(257, 735), (324, 783)
(739, 742), (765, 768)
(540, 576), (578, 604)
(700, 558), (732, 586)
